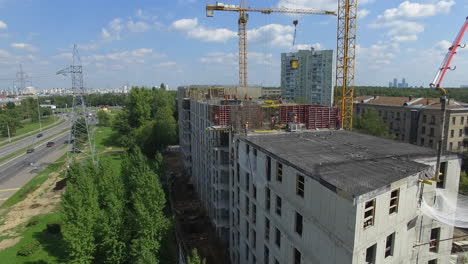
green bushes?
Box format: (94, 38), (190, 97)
(17, 240), (41, 256)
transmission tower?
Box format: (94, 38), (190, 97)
(15, 64), (29, 95)
(57, 44), (95, 163)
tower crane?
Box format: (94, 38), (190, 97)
(206, 1), (336, 88)
(336, 0), (358, 130)
(430, 17), (468, 182)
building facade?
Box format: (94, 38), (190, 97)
(229, 131), (460, 264)
(179, 87), (461, 264)
(281, 48), (334, 106)
(355, 96), (468, 152)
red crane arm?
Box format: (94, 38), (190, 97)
(431, 17), (468, 89)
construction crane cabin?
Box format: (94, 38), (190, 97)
(206, 1), (336, 88)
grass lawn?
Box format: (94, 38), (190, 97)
(0, 125), (177, 263)
(0, 213), (67, 264)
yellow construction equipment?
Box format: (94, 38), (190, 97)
(206, 1), (336, 88)
(336, 0), (358, 130)
(290, 59), (299, 69)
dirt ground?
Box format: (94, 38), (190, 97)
(0, 170), (65, 250)
(164, 151), (231, 264)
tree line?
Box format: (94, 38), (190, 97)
(61, 86), (183, 263)
(111, 86), (178, 157)
(38, 93), (128, 108)
(62, 150), (170, 264)
(0, 98), (52, 137)
(352, 86), (468, 103)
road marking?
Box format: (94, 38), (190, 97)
(0, 130), (70, 167)
(0, 188), (19, 192)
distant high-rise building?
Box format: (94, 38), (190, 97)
(281, 48), (334, 106)
(393, 78), (398, 88)
(461, 85), (468, 88)
(389, 82), (393, 88)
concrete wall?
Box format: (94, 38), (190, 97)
(231, 138), (356, 264)
(230, 136), (460, 264)
(178, 91), (231, 244)
(352, 156), (460, 264)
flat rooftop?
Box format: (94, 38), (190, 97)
(242, 130), (445, 198)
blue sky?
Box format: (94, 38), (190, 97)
(0, 0), (467, 90)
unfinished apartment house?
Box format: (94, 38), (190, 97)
(178, 85), (339, 246)
(230, 131), (460, 264)
(355, 96), (468, 152)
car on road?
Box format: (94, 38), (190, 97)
(26, 148), (34, 153)
(46, 141), (55, 147)
(36, 133), (43, 138)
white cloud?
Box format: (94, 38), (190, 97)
(85, 48), (165, 64)
(127, 20), (151, 33)
(360, 0), (375, 4)
(369, 20), (424, 42)
(199, 51), (273, 66)
(380, 0), (455, 20)
(358, 9), (370, 19)
(0, 49), (10, 57)
(172, 18), (302, 48)
(100, 17), (155, 41)
(101, 18), (123, 40)
(171, 18), (237, 42)
(277, 0), (336, 11)
(436, 40), (451, 51)
(294, 43), (323, 50)
(0, 20), (6, 29)
(101, 28), (111, 39)
(11, 43), (39, 52)
(356, 44), (397, 69)
(249, 24), (294, 48)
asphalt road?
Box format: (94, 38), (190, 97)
(0, 118), (70, 160)
(0, 133), (69, 204)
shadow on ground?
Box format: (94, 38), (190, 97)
(32, 227), (68, 263)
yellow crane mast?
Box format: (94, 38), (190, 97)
(336, 0), (358, 130)
(206, 1), (336, 88)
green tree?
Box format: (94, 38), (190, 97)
(94, 161), (126, 264)
(97, 110), (111, 127)
(5, 101), (15, 110)
(127, 87), (153, 128)
(187, 249), (206, 264)
(61, 162), (100, 264)
(354, 108), (390, 137)
(121, 148), (170, 264)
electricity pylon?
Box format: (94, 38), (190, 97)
(57, 44), (95, 163)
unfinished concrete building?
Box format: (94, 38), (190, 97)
(231, 131), (460, 264)
(177, 86), (460, 264)
(178, 85), (338, 247)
